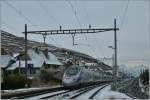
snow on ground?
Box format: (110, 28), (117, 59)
(139, 78), (145, 93)
(2, 85), (62, 94)
(76, 85), (106, 99)
(26, 90), (67, 100)
(94, 85), (132, 99)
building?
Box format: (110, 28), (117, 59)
(0, 55), (12, 83)
(1, 48), (63, 81)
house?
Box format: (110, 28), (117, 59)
(0, 54), (12, 83)
(1, 48), (63, 81)
(40, 50), (63, 80)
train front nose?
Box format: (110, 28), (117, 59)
(62, 75), (79, 87)
(62, 65), (81, 87)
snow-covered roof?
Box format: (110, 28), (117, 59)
(2, 49), (62, 70)
(0, 55), (12, 68)
(28, 49), (62, 66)
(13, 53), (20, 58)
(28, 49), (45, 67)
(105, 70), (113, 74)
(7, 61), (24, 70)
(7, 60), (34, 70)
(44, 52), (62, 65)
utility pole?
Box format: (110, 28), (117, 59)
(42, 33), (47, 45)
(18, 57), (21, 74)
(25, 24), (28, 81)
(112, 54), (115, 89)
(114, 18), (117, 90)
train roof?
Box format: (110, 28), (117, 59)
(97, 62), (112, 70)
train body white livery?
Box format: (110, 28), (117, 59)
(62, 65), (112, 87)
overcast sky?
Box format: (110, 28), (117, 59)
(1, 0), (149, 68)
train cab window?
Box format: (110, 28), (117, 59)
(66, 67), (80, 76)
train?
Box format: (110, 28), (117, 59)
(62, 64), (112, 88)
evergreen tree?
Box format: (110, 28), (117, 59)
(140, 69), (149, 85)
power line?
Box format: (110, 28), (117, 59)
(2, 21), (18, 33)
(68, 1), (99, 58)
(38, 1), (61, 46)
(68, 1), (82, 27)
(4, 0), (60, 46)
(69, 1), (90, 47)
(82, 4), (91, 25)
(82, 8), (97, 57)
(116, 0), (130, 42)
(4, 0), (39, 29)
(38, 1), (61, 26)
(80, 2), (98, 58)
(120, 0), (130, 30)
(68, 1), (81, 46)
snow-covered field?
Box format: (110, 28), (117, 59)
(93, 85), (132, 99)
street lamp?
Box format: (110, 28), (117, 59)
(108, 46), (115, 49)
(108, 45), (117, 90)
(108, 46), (115, 66)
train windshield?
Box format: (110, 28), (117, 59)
(66, 67), (80, 76)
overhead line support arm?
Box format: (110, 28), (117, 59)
(23, 28), (119, 35)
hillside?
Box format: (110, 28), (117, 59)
(1, 30), (98, 63)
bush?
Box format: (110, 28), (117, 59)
(1, 74), (26, 90)
(40, 70), (51, 83)
(40, 70), (61, 86)
(1, 48), (8, 55)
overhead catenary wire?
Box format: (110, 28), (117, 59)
(68, 1), (83, 46)
(2, 21), (19, 33)
(68, 1), (98, 57)
(4, 0), (39, 29)
(81, 2), (98, 58)
(38, 1), (61, 26)
(115, 0), (129, 44)
(68, 1), (82, 27)
(120, 0), (130, 32)
(68, 1), (89, 48)
(4, 0), (60, 46)
(82, 3), (91, 25)
(38, 1), (61, 46)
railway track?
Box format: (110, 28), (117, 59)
(2, 86), (64, 99)
(36, 85), (99, 99)
(7, 83), (109, 99)
(89, 84), (108, 99)
(40, 83), (108, 99)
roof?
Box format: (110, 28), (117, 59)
(44, 52), (62, 65)
(28, 49), (45, 67)
(0, 55), (12, 68)
(28, 49), (62, 66)
(98, 62), (112, 70)
(7, 61), (25, 70)
(6, 49), (62, 70)
(13, 53), (20, 58)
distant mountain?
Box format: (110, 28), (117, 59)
(129, 65), (147, 77)
(119, 64), (148, 77)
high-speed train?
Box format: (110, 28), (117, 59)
(62, 64), (112, 88)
